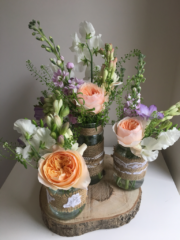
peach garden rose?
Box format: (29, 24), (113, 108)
(113, 117), (145, 147)
(77, 82), (108, 114)
(38, 144), (90, 190)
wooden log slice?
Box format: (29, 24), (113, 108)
(39, 154), (142, 237)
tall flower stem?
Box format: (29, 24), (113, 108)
(86, 43), (93, 83)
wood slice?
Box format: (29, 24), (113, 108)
(39, 154), (142, 237)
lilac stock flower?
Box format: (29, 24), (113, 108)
(34, 105), (45, 121)
(52, 69), (69, 87)
(136, 104), (164, 120)
(64, 78), (84, 95)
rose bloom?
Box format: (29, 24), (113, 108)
(38, 147), (90, 190)
(113, 117), (145, 147)
(77, 82), (108, 114)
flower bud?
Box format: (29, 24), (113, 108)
(45, 47), (51, 52)
(51, 132), (57, 139)
(49, 36), (54, 43)
(53, 100), (61, 114)
(110, 48), (114, 60)
(109, 60), (114, 70)
(59, 122), (69, 135)
(56, 45), (60, 52)
(66, 62), (74, 70)
(50, 58), (56, 65)
(45, 116), (52, 128)
(109, 43), (113, 50)
(57, 135), (64, 146)
(56, 60), (61, 66)
(60, 106), (70, 118)
(99, 48), (105, 55)
(65, 128), (73, 139)
(44, 98), (51, 103)
(60, 56), (64, 61)
(102, 69), (108, 82)
(54, 115), (62, 130)
(176, 101), (180, 108)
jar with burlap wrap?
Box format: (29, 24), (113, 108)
(77, 123), (104, 185)
(46, 187), (87, 220)
(113, 144), (148, 190)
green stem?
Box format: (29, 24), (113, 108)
(6, 146), (36, 169)
(36, 28), (60, 60)
(131, 181), (136, 189)
(125, 179), (129, 190)
(86, 43), (93, 83)
(116, 177), (122, 187)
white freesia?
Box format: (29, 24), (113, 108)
(111, 72), (123, 86)
(14, 119), (37, 137)
(31, 128), (56, 152)
(79, 21), (95, 41)
(16, 145), (32, 161)
(131, 128), (180, 162)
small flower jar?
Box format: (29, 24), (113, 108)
(113, 144), (148, 190)
(46, 187), (87, 220)
(77, 123), (104, 185)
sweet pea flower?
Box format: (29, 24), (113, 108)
(79, 21), (95, 41)
(16, 145), (32, 161)
(136, 104), (164, 120)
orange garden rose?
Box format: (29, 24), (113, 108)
(77, 82), (108, 114)
(38, 145), (90, 190)
(113, 117), (145, 147)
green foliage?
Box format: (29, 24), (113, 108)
(115, 49), (146, 120)
(26, 60), (55, 93)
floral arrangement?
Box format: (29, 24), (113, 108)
(26, 20), (122, 126)
(113, 56), (180, 161)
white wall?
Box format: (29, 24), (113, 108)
(0, 0), (180, 188)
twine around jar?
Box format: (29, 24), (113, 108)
(113, 151), (148, 181)
(83, 140), (104, 177)
(46, 188), (87, 213)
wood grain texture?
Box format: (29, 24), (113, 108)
(39, 154), (142, 237)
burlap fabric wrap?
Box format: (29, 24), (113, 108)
(113, 151), (148, 181)
(80, 125), (104, 177)
(46, 188), (87, 213)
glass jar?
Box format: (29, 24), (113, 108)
(77, 123), (104, 185)
(113, 144), (148, 191)
(46, 187), (87, 220)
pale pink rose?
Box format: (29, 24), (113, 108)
(112, 117), (145, 147)
(77, 83), (108, 114)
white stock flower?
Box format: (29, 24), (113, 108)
(31, 128), (56, 152)
(16, 145), (32, 161)
(14, 119), (37, 137)
(79, 21), (95, 41)
(111, 72), (123, 86)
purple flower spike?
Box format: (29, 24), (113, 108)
(136, 104), (164, 120)
(34, 106), (45, 121)
(52, 69), (69, 88)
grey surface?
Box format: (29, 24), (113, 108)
(0, 0), (180, 190)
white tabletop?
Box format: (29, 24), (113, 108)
(0, 147), (180, 240)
